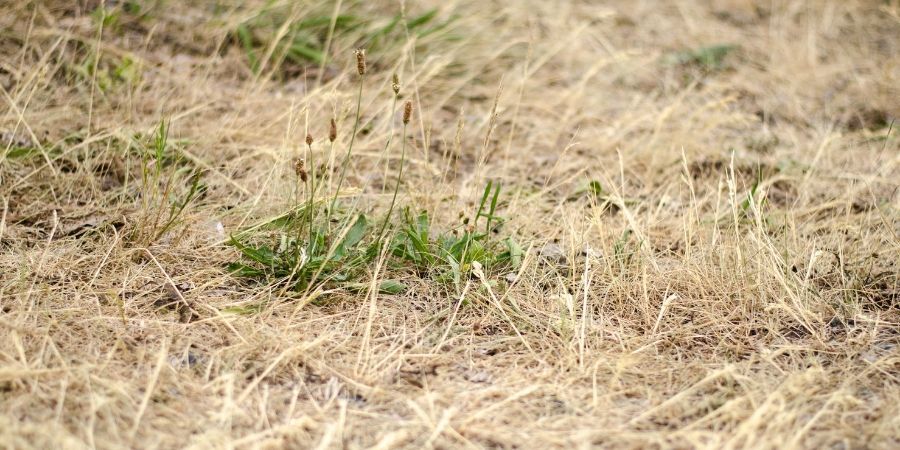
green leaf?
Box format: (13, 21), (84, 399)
(114, 56), (140, 84)
(369, 15), (400, 43)
(332, 272), (350, 282)
(332, 214), (368, 260)
(695, 45), (735, 68)
(474, 180), (493, 228)
(236, 24), (259, 73)
(123, 1), (142, 15)
(153, 120), (168, 167)
(408, 9), (438, 29)
(505, 237), (524, 268)
(295, 15), (357, 30)
(221, 304), (264, 315)
(287, 42), (324, 64)
(463, 239), (486, 265)
(404, 225), (433, 264)
(343, 280), (408, 295)
(378, 280), (407, 294)
(669, 44), (737, 70)
(4, 147), (40, 159)
(417, 14), (459, 39)
(415, 210), (430, 238)
(226, 262), (266, 278)
(485, 182), (501, 234)
(445, 254), (462, 288)
(229, 236), (277, 266)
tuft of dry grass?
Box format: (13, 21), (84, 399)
(1, 0), (899, 448)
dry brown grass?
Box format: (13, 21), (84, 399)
(1, 0), (899, 448)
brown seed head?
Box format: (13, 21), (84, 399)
(294, 158), (308, 182)
(329, 118), (337, 142)
(392, 73), (400, 96)
(402, 101), (412, 125)
(305, 133), (313, 146)
(355, 49), (366, 76)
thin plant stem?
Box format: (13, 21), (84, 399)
(380, 95), (398, 193)
(325, 139), (336, 198)
(327, 75), (364, 228)
(293, 165), (305, 265)
(377, 121), (407, 242)
(305, 141), (317, 253)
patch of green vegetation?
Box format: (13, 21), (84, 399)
(2, 134), (63, 162)
(71, 7), (143, 92)
(567, 180), (639, 216)
(227, 213), (404, 294)
(92, 1), (162, 26)
(392, 181), (523, 291)
(71, 54), (141, 92)
(64, 4), (148, 92)
(233, 11), (355, 73)
(227, 180), (520, 300)
(667, 44), (737, 70)
(91, 5), (121, 31)
(221, 303), (265, 316)
(3, 146), (42, 160)
(612, 229), (639, 268)
(130, 120), (206, 245)
(231, 5), (455, 75)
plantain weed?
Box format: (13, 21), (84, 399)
(228, 211), (407, 296)
(392, 181), (523, 291)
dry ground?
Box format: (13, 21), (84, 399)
(1, 0), (899, 448)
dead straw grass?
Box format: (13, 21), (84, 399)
(1, 0), (898, 448)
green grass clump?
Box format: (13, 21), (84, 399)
(223, 46), (522, 301)
(131, 120), (205, 246)
(231, 4), (454, 76)
(392, 182), (523, 290)
(227, 212), (405, 293)
(226, 48), (406, 297)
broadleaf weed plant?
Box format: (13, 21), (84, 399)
(392, 181), (524, 292)
(227, 50), (521, 300)
(228, 48), (401, 297)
